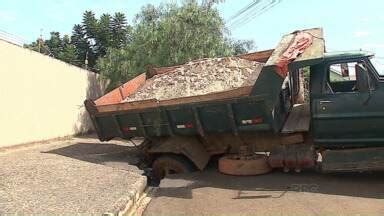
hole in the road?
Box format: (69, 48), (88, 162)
(168, 169), (177, 175)
(142, 168), (161, 187)
(144, 156), (220, 187)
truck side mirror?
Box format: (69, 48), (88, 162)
(355, 63), (369, 92)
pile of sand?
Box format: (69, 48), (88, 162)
(124, 57), (264, 102)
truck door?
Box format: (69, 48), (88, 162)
(312, 59), (384, 148)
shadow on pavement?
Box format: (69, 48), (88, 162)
(44, 141), (146, 172)
(154, 165), (384, 200)
(45, 140), (384, 200)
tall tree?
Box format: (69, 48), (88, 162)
(97, 13), (113, 56)
(202, 0), (225, 9)
(25, 0), (253, 84)
(111, 12), (129, 48)
(230, 39), (255, 55)
(71, 24), (89, 67)
(57, 35), (77, 64)
(25, 10), (130, 70)
(97, 1), (253, 90)
(45, 32), (62, 57)
(81, 11), (99, 68)
(82, 11), (99, 41)
(24, 31), (80, 65)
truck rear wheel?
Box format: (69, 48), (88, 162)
(218, 154), (272, 176)
(152, 154), (195, 180)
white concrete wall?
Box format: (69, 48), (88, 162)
(0, 39), (104, 148)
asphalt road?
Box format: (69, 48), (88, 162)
(144, 169), (384, 216)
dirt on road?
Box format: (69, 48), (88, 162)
(124, 57), (264, 102)
(144, 169), (384, 216)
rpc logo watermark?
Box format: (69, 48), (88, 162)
(290, 183), (319, 192)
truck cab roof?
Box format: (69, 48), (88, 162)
(323, 51), (374, 61)
(290, 51), (374, 70)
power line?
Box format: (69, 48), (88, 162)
(226, 0), (262, 23)
(0, 29), (29, 46)
(230, 0), (281, 30)
(227, 0), (282, 30)
(231, 0), (281, 28)
(226, 0), (265, 27)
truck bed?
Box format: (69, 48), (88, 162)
(85, 91), (271, 141)
(85, 28), (325, 141)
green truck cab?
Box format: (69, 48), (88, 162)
(85, 28), (384, 177)
(310, 52), (384, 148)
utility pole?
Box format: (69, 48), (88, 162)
(85, 51), (89, 70)
(38, 28), (43, 53)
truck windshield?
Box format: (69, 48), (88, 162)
(370, 56), (384, 77)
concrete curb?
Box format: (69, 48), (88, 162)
(104, 175), (148, 216)
(126, 187), (155, 216)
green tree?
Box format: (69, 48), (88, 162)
(97, 47), (135, 89)
(57, 35), (77, 64)
(97, 1), (253, 90)
(25, 10), (130, 70)
(97, 13), (113, 55)
(111, 12), (129, 48)
(202, 0), (225, 9)
(24, 39), (45, 54)
(25, 0), (253, 89)
(45, 32), (63, 57)
(82, 11), (99, 41)
(24, 31), (80, 66)
(81, 11), (99, 68)
(230, 39), (255, 55)
(71, 24), (89, 67)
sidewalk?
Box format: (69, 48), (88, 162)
(0, 136), (146, 215)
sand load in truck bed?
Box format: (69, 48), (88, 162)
(124, 57), (264, 102)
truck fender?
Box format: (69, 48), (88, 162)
(148, 136), (210, 170)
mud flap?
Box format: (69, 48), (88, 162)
(148, 136), (210, 170)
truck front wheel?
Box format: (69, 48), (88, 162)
(152, 154), (195, 180)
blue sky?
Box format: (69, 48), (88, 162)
(1, 0), (384, 57)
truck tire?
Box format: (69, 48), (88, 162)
(218, 154), (272, 176)
(152, 154), (195, 180)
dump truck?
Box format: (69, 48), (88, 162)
(85, 28), (384, 178)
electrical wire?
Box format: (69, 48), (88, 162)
(227, 0), (266, 28)
(0, 29), (29, 46)
(227, 0), (282, 30)
(226, 0), (262, 23)
(233, 0), (274, 23)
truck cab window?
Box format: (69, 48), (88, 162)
(327, 62), (358, 93)
(370, 57), (384, 77)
